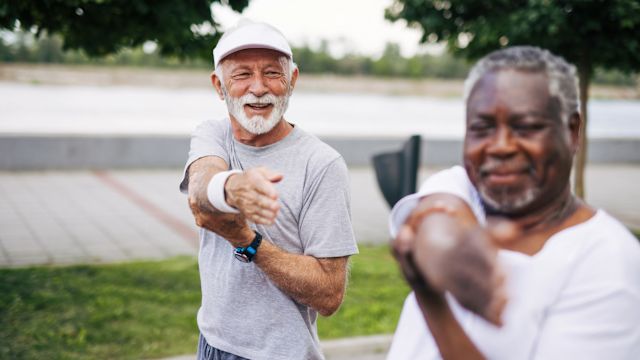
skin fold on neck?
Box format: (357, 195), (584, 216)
(492, 188), (596, 255)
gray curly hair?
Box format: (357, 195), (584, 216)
(463, 46), (579, 123)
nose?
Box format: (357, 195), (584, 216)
(486, 126), (517, 158)
(248, 75), (269, 97)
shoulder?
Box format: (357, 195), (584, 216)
(388, 166), (484, 237)
(192, 118), (231, 137)
(579, 211), (640, 281)
(418, 165), (484, 222)
(418, 165), (471, 194)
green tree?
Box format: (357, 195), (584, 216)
(0, 0), (250, 60)
(34, 34), (64, 63)
(0, 38), (11, 61)
(373, 42), (406, 77)
(386, 0), (640, 197)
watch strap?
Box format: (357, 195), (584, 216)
(234, 231), (262, 263)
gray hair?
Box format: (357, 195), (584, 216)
(463, 46), (579, 122)
(215, 54), (297, 87)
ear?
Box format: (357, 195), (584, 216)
(211, 70), (225, 100)
(568, 112), (582, 155)
(288, 66), (299, 94)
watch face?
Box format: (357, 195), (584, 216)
(234, 250), (250, 263)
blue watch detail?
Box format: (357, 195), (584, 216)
(234, 231), (263, 263)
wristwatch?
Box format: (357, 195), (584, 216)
(234, 231), (263, 263)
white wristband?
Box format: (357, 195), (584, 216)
(207, 170), (243, 213)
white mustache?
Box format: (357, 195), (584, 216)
(238, 93), (277, 106)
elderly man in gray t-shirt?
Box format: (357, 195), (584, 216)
(179, 20), (358, 360)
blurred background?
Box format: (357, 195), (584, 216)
(1, 0), (639, 359)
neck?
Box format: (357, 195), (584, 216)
(507, 187), (578, 232)
(516, 192), (578, 231)
(489, 187), (596, 255)
(230, 117), (293, 147)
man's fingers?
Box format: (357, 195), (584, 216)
(267, 172), (284, 183)
(257, 194), (280, 212)
(484, 290), (508, 327)
(252, 206), (278, 223)
(257, 167), (284, 184)
(250, 214), (275, 225)
(253, 177), (279, 200)
(394, 225), (416, 255)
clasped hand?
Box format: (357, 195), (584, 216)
(393, 206), (517, 326)
(225, 167), (283, 225)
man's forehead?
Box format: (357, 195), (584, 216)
(221, 48), (288, 68)
(467, 69), (552, 111)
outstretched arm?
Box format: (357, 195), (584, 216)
(186, 156), (350, 316)
(255, 242), (349, 316)
(187, 156), (253, 242)
(392, 193), (507, 360)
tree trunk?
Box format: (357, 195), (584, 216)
(574, 64), (591, 199)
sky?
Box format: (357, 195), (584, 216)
(211, 0), (444, 58)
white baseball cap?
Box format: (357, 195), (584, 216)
(213, 20), (293, 68)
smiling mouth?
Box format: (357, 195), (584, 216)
(245, 103), (272, 110)
(481, 167), (532, 185)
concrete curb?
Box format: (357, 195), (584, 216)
(156, 334), (393, 360)
(2, 135), (639, 170)
(322, 334), (392, 359)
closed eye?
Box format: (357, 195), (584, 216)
(264, 71), (284, 78)
(511, 122), (548, 133)
(232, 72), (251, 80)
(468, 118), (494, 133)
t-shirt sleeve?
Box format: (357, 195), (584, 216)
(179, 119), (230, 193)
(298, 157), (358, 258)
(388, 165), (485, 238)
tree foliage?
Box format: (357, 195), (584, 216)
(386, 0), (640, 197)
(386, 0), (640, 72)
(0, 0), (250, 60)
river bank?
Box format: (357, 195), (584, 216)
(1, 63), (638, 99)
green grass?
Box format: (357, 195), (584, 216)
(0, 245), (409, 359)
(0, 256), (202, 359)
(318, 245), (410, 338)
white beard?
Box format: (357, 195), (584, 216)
(224, 90), (290, 135)
(478, 185), (539, 213)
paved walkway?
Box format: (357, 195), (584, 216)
(1, 165), (639, 267)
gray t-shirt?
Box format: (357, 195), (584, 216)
(180, 118), (358, 360)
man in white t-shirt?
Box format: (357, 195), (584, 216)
(387, 46), (640, 359)
(181, 20), (358, 360)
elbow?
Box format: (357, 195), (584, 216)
(316, 288), (345, 317)
(317, 303), (340, 317)
(188, 193), (213, 228)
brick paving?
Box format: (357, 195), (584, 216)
(0, 165), (639, 268)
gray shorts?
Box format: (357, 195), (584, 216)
(197, 334), (249, 360)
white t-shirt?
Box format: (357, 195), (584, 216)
(387, 166), (640, 360)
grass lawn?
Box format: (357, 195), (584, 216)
(0, 245), (409, 360)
